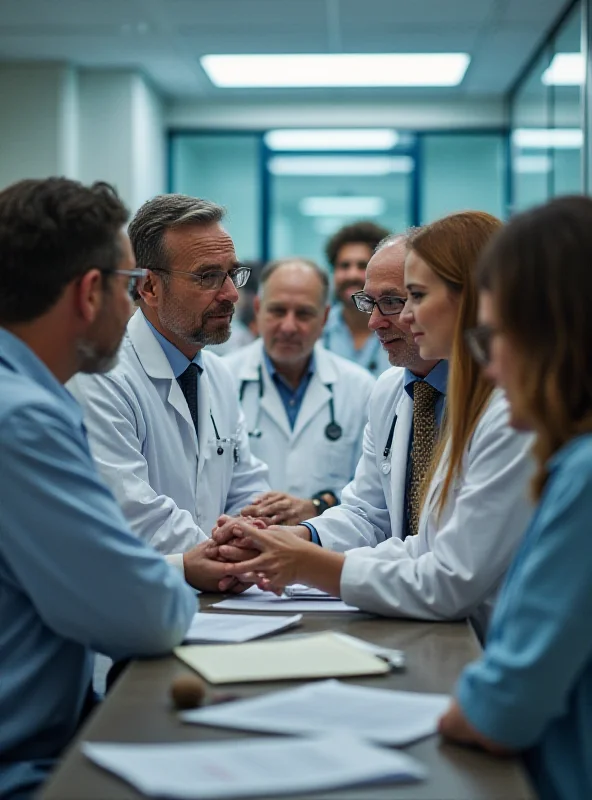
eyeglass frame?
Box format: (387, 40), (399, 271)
(147, 265), (251, 291)
(100, 268), (148, 295)
(351, 290), (407, 317)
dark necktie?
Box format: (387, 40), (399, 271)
(408, 381), (440, 536)
(177, 363), (199, 433)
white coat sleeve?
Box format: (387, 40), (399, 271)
(70, 374), (208, 553)
(340, 398), (534, 620)
(309, 408), (393, 551)
(223, 403), (270, 517)
(338, 370), (376, 500)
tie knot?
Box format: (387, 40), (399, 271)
(413, 380), (439, 409)
(180, 362), (200, 381)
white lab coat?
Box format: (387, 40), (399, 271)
(68, 310), (269, 554)
(333, 384), (534, 638)
(223, 341), (375, 500)
(312, 366), (410, 550)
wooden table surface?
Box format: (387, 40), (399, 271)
(42, 595), (535, 800)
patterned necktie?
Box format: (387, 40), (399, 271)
(177, 363), (199, 433)
(408, 380), (440, 536)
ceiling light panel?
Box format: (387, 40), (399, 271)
(264, 129), (399, 151)
(201, 53), (470, 88)
(268, 156), (414, 176)
(512, 128), (583, 149)
(542, 53), (584, 86)
(300, 196), (386, 216)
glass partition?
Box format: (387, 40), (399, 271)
(510, 1), (583, 212)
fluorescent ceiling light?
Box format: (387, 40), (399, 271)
(264, 129), (399, 151)
(512, 128), (583, 149)
(268, 156), (414, 176)
(201, 53), (470, 88)
(542, 53), (584, 85)
(300, 196), (386, 217)
(514, 155), (552, 174)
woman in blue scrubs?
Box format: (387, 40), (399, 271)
(439, 195), (592, 800)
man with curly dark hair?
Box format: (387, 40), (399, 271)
(323, 220), (391, 376)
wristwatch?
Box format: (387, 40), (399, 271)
(311, 496), (330, 516)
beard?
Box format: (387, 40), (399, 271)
(160, 298), (235, 347)
(76, 337), (120, 374)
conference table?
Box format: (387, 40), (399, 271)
(42, 595), (535, 800)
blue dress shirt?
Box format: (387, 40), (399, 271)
(263, 349), (315, 430)
(0, 328), (195, 798)
(322, 305), (391, 377)
(145, 317), (204, 377)
(456, 434), (592, 800)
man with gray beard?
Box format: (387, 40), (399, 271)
(69, 195), (269, 589)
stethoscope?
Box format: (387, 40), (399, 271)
(380, 412), (398, 475)
(209, 411), (239, 463)
(239, 365), (343, 442)
(322, 329), (381, 375)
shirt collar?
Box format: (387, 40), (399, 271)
(262, 349), (315, 387)
(0, 327), (83, 421)
(403, 359), (448, 399)
(144, 316), (204, 378)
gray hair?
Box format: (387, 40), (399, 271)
(258, 257), (330, 306)
(375, 230), (417, 253)
(128, 194), (225, 299)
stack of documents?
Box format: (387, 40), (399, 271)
(174, 631), (390, 684)
(83, 732), (427, 798)
(212, 585), (358, 613)
(182, 679), (450, 746)
(184, 612), (302, 644)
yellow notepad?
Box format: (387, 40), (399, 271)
(174, 632), (390, 684)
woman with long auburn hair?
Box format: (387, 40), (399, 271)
(439, 196), (592, 800)
(212, 210), (534, 640)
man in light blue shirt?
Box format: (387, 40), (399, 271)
(323, 220), (392, 376)
(0, 178), (199, 798)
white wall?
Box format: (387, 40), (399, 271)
(0, 63), (78, 187)
(166, 96), (507, 131)
(0, 63), (166, 212)
(78, 70), (165, 212)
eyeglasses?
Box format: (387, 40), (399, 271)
(352, 291), (406, 316)
(104, 268), (148, 295)
(149, 265), (251, 291)
(465, 325), (493, 366)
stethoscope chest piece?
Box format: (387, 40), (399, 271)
(381, 461), (391, 475)
(324, 421), (343, 441)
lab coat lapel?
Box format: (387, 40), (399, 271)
(389, 389), (412, 533)
(127, 309), (198, 444)
(196, 367), (212, 478)
(291, 347), (337, 441)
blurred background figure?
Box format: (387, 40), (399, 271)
(323, 221), (392, 376)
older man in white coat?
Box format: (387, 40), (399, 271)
(69, 195), (269, 589)
(224, 258), (375, 526)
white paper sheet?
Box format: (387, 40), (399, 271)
(83, 733), (427, 799)
(182, 679), (450, 746)
(184, 612), (302, 643)
(211, 586), (358, 613)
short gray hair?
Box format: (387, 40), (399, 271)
(128, 194), (225, 298)
(375, 231), (415, 253)
(259, 257), (330, 306)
